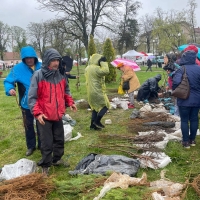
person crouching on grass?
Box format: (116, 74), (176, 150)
(28, 48), (77, 176)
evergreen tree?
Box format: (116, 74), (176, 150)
(103, 38), (116, 83)
(88, 35), (96, 59)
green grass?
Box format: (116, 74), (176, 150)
(0, 66), (200, 200)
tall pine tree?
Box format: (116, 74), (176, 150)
(88, 35), (96, 60)
(103, 38), (116, 83)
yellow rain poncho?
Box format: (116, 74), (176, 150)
(85, 54), (110, 112)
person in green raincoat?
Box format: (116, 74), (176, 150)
(85, 54), (110, 130)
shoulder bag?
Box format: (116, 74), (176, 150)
(172, 66), (190, 99)
(122, 80), (130, 91)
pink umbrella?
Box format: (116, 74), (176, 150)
(111, 58), (141, 71)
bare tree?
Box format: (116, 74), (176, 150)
(48, 20), (74, 56)
(117, 0), (141, 55)
(0, 21), (11, 60)
(139, 14), (155, 53)
(187, 0), (197, 43)
(27, 21), (51, 58)
(36, 0), (124, 52)
(11, 26), (27, 53)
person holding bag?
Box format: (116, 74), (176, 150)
(172, 45), (200, 149)
(117, 63), (140, 109)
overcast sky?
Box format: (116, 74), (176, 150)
(0, 0), (199, 28)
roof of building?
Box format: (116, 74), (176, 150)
(3, 52), (21, 61)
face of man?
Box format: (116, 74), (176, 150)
(24, 57), (35, 67)
(49, 59), (60, 70)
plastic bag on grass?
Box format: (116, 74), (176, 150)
(0, 158), (36, 181)
(64, 124), (73, 141)
(139, 152), (171, 169)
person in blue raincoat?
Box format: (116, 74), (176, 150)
(172, 45), (200, 149)
(85, 54), (110, 130)
(4, 46), (42, 156)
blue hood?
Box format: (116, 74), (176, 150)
(20, 46), (38, 64)
(180, 50), (196, 66)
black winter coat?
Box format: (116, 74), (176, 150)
(137, 74), (161, 101)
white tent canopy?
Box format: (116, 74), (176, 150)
(0, 60), (5, 64)
(122, 50), (144, 57)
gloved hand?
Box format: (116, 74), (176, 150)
(98, 56), (106, 66)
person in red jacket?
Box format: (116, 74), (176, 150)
(28, 48), (77, 175)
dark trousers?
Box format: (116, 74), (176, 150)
(37, 119), (64, 167)
(22, 108), (40, 149)
(146, 66), (152, 72)
(179, 106), (199, 142)
(90, 106), (108, 127)
(92, 106), (108, 121)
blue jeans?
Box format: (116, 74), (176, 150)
(178, 106), (199, 142)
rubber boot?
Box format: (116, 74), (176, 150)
(90, 120), (101, 130)
(93, 116), (105, 128)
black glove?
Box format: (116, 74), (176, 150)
(98, 56), (106, 66)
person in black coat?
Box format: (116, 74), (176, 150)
(62, 57), (79, 83)
(136, 74), (162, 102)
(146, 58), (152, 72)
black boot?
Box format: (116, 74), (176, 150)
(93, 116), (105, 129)
(90, 120), (101, 130)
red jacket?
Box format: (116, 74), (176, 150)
(28, 48), (74, 121)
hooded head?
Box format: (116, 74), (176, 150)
(41, 48), (62, 78)
(180, 45), (198, 65)
(88, 54), (103, 65)
(164, 53), (176, 64)
(42, 48), (61, 67)
(155, 74), (162, 81)
(20, 46), (38, 64)
(163, 53), (177, 71)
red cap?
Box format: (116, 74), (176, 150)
(184, 45), (198, 53)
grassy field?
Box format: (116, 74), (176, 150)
(0, 65), (200, 200)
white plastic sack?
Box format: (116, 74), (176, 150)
(154, 140), (169, 149)
(111, 97), (120, 104)
(139, 151), (171, 169)
(105, 119), (112, 124)
(138, 131), (155, 136)
(0, 158), (36, 181)
(152, 107), (167, 113)
(69, 132), (84, 141)
(165, 134), (181, 141)
(139, 104), (152, 112)
(152, 192), (180, 200)
(120, 101), (129, 110)
(170, 129), (182, 138)
(64, 124), (73, 141)
(110, 102), (117, 109)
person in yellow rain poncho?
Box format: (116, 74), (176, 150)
(85, 54), (110, 130)
(117, 63), (140, 109)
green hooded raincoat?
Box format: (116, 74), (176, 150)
(85, 54), (110, 112)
